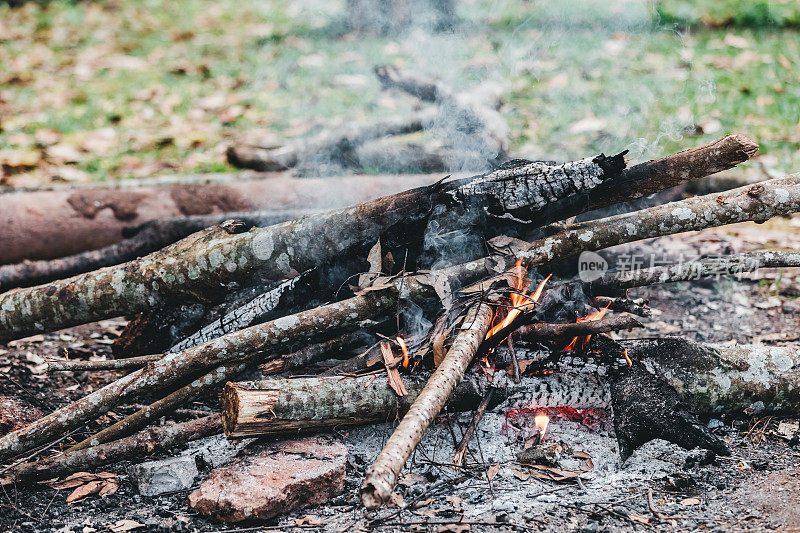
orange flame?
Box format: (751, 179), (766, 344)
(534, 414), (549, 440)
(564, 303), (611, 352)
(485, 261), (550, 340)
(623, 349), (632, 367)
(396, 336), (409, 368)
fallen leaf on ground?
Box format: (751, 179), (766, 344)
(446, 495), (463, 511)
(508, 463), (531, 481)
(294, 516), (322, 526)
(681, 497), (701, 506)
(437, 525), (470, 533)
(107, 519), (145, 532)
(629, 513), (651, 524)
(486, 463), (500, 481)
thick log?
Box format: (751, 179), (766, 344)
(1, 415), (221, 486)
(221, 369), (606, 438)
(360, 301), (494, 508)
(622, 338), (800, 417)
(0, 211), (309, 291)
(0, 174), (436, 264)
(0, 153), (625, 342)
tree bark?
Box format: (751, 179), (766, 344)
(0, 174), (436, 264)
(360, 301), (494, 508)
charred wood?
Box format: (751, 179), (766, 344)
(525, 134), (758, 228)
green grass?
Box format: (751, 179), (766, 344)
(0, 0), (798, 184)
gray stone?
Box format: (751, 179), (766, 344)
(181, 434), (254, 468)
(129, 455), (198, 496)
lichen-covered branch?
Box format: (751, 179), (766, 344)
(587, 250), (800, 293)
(0, 211), (307, 291)
(360, 301), (494, 508)
(1, 415), (221, 486)
(46, 353), (162, 372)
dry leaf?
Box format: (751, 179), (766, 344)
(98, 479), (120, 497)
(446, 495), (463, 511)
(66, 479), (104, 504)
(389, 492), (405, 508)
(681, 497), (701, 506)
(294, 516), (322, 526)
(628, 514), (650, 525)
(573, 450), (592, 460)
(437, 525), (470, 533)
(358, 239), (383, 288)
(381, 342), (408, 396)
(415, 497), (436, 508)
(107, 519), (145, 532)
(50, 472), (98, 489)
(508, 463), (531, 481)
(486, 463), (500, 481)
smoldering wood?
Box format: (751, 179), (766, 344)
(525, 134), (758, 227)
(226, 109), (437, 172)
(360, 301), (494, 508)
(0, 415), (222, 486)
(8, 171), (800, 462)
(167, 272), (311, 354)
(480, 314), (643, 354)
(0, 173), (436, 265)
(0, 152), (626, 342)
(0, 289), (397, 461)
(590, 296), (650, 316)
(0, 210), (310, 291)
(610, 359), (731, 460)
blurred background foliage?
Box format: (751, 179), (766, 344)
(0, 0), (797, 185)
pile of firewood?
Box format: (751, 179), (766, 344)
(4, 132), (800, 511)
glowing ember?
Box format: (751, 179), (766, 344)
(623, 349), (632, 367)
(396, 336), (409, 368)
(485, 260), (550, 340)
(534, 413), (549, 440)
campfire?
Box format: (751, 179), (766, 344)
(3, 132), (800, 525)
